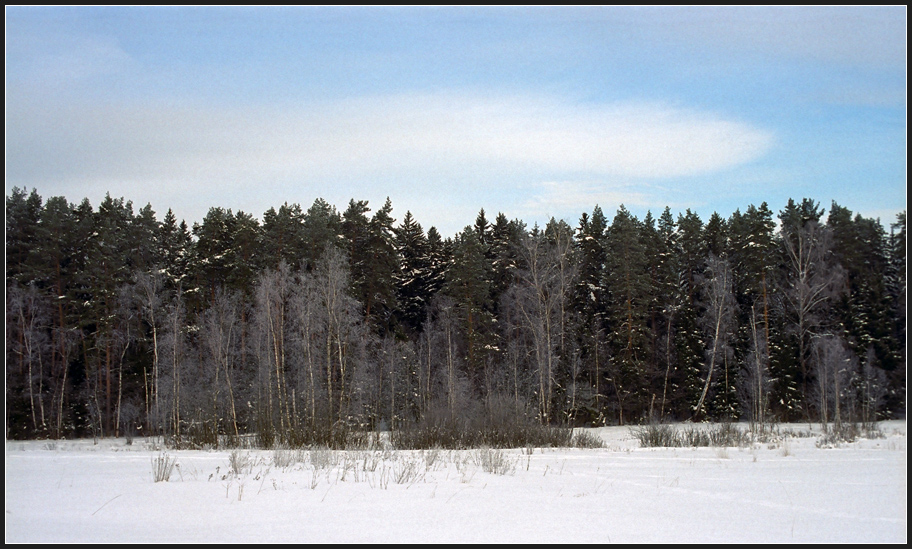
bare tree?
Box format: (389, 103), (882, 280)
(781, 220), (845, 417)
(812, 333), (857, 431)
(741, 303), (771, 427)
(112, 284), (138, 438)
(7, 282), (51, 435)
(310, 245), (365, 432)
(254, 262), (293, 442)
(694, 254), (737, 417)
(201, 289), (242, 440)
(858, 347), (887, 428)
(159, 291), (188, 442)
(290, 269), (322, 431)
(510, 227), (577, 424)
(135, 270), (164, 435)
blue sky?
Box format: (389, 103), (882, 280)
(5, 6), (906, 237)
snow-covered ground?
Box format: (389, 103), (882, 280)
(5, 421), (906, 543)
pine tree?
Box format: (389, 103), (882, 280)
(261, 203), (306, 271)
(34, 195), (86, 437)
(424, 226), (450, 298)
(827, 203), (899, 417)
(301, 198), (343, 270)
(6, 187), (44, 286)
(82, 194), (138, 436)
(192, 207), (238, 307)
(604, 206), (651, 423)
(886, 212), (906, 413)
(489, 212), (525, 315)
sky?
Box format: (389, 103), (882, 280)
(5, 6), (907, 237)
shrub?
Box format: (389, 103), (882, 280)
(273, 446), (305, 469)
(473, 447), (517, 475)
(571, 429), (605, 449)
(309, 447), (338, 470)
(228, 450), (254, 476)
(816, 422), (884, 447)
(391, 397), (577, 449)
(152, 452), (177, 482)
(632, 423), (681, 448)
(633, 423), (750, 448)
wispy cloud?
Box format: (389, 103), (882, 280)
(5, 88), (776, 233)
(7, 90), (773, 186)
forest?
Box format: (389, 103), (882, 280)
(5, 187), (906, 446)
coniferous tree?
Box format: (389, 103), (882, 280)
(301, 198), (343, 270)
(674, 209), (707, 416)
(82, 195), (140, 436)
(261, 203), (306, 271)
(489, 212), (525, 315)
(364, 198), (400, 335)
(573, 206), (609, 422)
(6, 187), (909, 438)
(158, 209), (194, 294)
(653, 207), (683, 419)
(231, 211), (262, 296)
(424, 226), (450, 298)
(886, 212), (906, 413)
(192, 208), (238, 307)
(728, 203), (777, 423)
(35, 196), (89, 436)
(444, 225), (494, 394)
(394, 211), (432, 337)
(604, 206), (651, 424)
(6, 188), (44, 286)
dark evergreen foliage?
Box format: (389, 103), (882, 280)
(5, 186), (906, 442)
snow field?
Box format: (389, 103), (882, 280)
(5, 421), (906, 543)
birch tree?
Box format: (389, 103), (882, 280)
(694, 254), (737, 418)
(780, 216), (844, 418)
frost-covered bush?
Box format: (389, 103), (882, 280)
(632, 423), (681, 447)
(152, 452), (177, 482)
(473, 447), (517, 475)
(228, 450), (254, 476)
(570, 429), (605, 449)
(633, 423), (750, 448)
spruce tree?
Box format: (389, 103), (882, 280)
(444, 225), (494, 393)
(674, 209), (706, 417)
(394, 210), (432, 336)
(573, 206), (609, 422)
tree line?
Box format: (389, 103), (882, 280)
(6, 187), (906, 444)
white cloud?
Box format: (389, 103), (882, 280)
(8, 90), (773, 182)
(6, 90), (774, 232)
